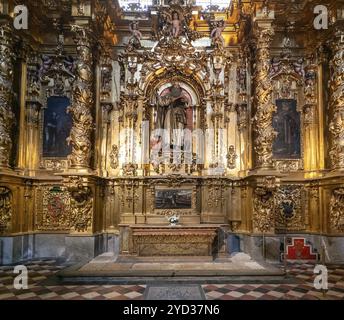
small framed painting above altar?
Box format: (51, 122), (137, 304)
(146, 183), (201, 225)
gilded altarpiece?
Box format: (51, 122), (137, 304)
(1, 0), (344, 263)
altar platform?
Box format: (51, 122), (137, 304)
(56, 252), (287, 285)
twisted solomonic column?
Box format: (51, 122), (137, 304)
(0, 23), (15, 169)
(252, 25), (277, 169)
(67, 25), (94, 170)
(329, 30), (344, 171)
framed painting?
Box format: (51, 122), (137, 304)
(42, 96), (72, 158)
(272, 99), (301, 159)
(155, 189), (192, 209)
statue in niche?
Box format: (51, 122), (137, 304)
(128, 21), (142, 49)
(155, 82), (189, 148)
(211, 20), (225, 47)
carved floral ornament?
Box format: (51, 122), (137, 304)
(275, 186), (304, 231)
(253, 186), (275, 233)
(66, 177), (93, 233)
(0, 187), (12, 233)
(36, 186), (70, 231)
(330, 188), (344, 233)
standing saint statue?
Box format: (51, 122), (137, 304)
(155, 83), (189, 148)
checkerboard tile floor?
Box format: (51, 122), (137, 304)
(203, 263), (344, 300)
(0, 260), (343, 300)
(0, 260), (146, 300)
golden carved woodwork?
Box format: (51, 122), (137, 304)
(275, 186), (305, 231)
(66, 177), (93, 233)
(130, 225), (218, 256)
(303, 58), (317, 127)
(0, 0), (343, 245)
(253, 186), (275, 233)
(109, 145), (119, 169)
(329, 31), (344, 170)
(67, 25), (94, 169)
(252, 24), (277, 169)
(330, 188), (344, 233)
(36, 186), (70, 231)
(226, 145), (237, 169)
(0, 187), (12, 234)
(0, 23), (15, 168)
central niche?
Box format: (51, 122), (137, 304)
(148, 79), (202, 175)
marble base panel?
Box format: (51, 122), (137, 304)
(0, 233), (119, 265)
(236, 234), (344, 263)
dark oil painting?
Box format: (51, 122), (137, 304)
(155, 189), (192, 209)
(272, 99), (301, 159)
(43, 96), (72, 158)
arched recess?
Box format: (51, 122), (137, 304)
(139, 70), (207, 174)
(270, 61), (305, 173)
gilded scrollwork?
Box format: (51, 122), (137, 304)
(100, 54), (113, 102)
(66, 177), (93, 233)
(43, 159), (68, 171)
(0, 187), (12, 233)
(122, 163), (138, 176)
(329, 188), (344, 233)
(36, 186), (70, 231)
(226, 145), (237, 169)
(0, 23), (15, 168)
(110, 145), (119, 169)
(275, 186), (304, 231)
(303, 57), (317, 127)
(273, 160), (300, 173)
(253, 186), (275, 233)
(204, 179), (226, 209)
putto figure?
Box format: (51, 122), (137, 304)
(211, 20), (226, 47)
(171, 11), (181, 38)
(128, 21), (142, 49)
